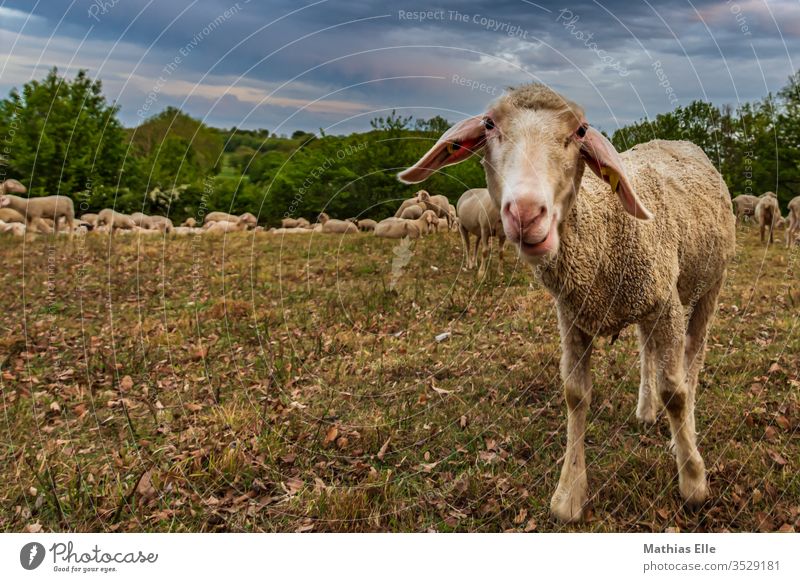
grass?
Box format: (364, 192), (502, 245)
(0, 226), (798, 532)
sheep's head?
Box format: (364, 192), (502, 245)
(399, 83), (652, 261)
(416, 190), (430, 202)
(0, 195), (9, 208)
(1, 179), (26, 196)
(317, 212), (330, 224)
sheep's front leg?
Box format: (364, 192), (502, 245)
(643, 298), (708, 507)
(636, 325), (658, 424)
(551, 312), (593, 523)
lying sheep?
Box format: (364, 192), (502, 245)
(148, 215), (174, 233)
(731, 194), (758, 224)
(281, 217), (311, 229)
(204, 211), (238, 225)
(399, 204), (424, 219)
(181, 217), (197, 227)
(394, 190), (428, 218)
(785, 196), (800, 248)
(358, 219), (377, 232)
(0, 208), (26, 223)
(173, 226), (202, 236)
(318, 212), (358, 234)
(456, 188), (505, 276)
(0, 183), (75, 237)
(374, 210), (437, 239)
(755, 193), (780, 244)
(97, 208), (136, 231)
(131, 212), (152, 229)
(206, 218), (248, 235)
(399, 82), (735, 523)
(0, 219), (26, 236)
(270, 227), (314, 234)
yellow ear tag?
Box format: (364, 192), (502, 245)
(446, 142), (461, 155)
(600, 167), (620, 193)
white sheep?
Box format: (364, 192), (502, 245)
(456, 188), (505, 276)
(784, 196), (800, 248)
(96, 209), (136, 231)
(0, 180), (75, 237)
(731, 194), (758, 224)
(374, 210), (437, 239)
(399, 204), (424, 219)
(358, 219), (377, 232)
(318, 212), (358, 234)
(755, 193), (780, 245)
(0, 219), (26, 236)
(205, 218), (248, 235)
(399, 83), (735, 522)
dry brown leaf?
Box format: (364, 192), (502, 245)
(767, 450), (788, 466)
(377, 436), (391, 460)
(524, 518), (537, 532)
(120, 375), (133, 393)
(323, 425), (338, 447)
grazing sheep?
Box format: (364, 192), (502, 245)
(358, 218), (377, 232)
(399, 82), (735, 522)
(785, 196), (800, 248)
(374, 210), (437, 239)
(131, 212), (152, 229)
(755, 193), (780, 245)
(731, 194), (758, 224)
(399, 204), (424, 220)
(148, 215), (174, 233)
(456, 188), (505, 276)
(96, 209), (136, 231)
(318, 212), (358, 234)
(181, 217), (197, 227)
(0, 187), (75, 237)
(80, 213), (98, 226)
(0, 208), (26, 223)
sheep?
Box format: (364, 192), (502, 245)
(399, 204), (424, 219)
(374, 210), (437, 239)
(0, 187), (75, 237)
(731, 194), (758, 224)
(755, 193), (780, 245)
(0, 208), (26, 223)
(80, 213), (98, 226)
(181, 217), (197, 227)
(318, 212), (358, 234)
(0, 219), (26, 236)
(96, 208), (136, 231)
(204, 211), (238, 225)
(131, 212), (152, 229)
(399, 82), (736, 522)
(358, 219), (377, 232)
(281, 217), (311, 229)
(206, 218), (248, 235)
(148, 215), (174, 233)
(420, 193), (454, 227)
(785, 196), (800, 248)
(173, 226), (202, 236)
(456, 188), (505, 276)
(270, 227), (315, 234)
(394, 190), (431, 217)
(436, 217), (449, 232)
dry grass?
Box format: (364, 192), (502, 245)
(0, 226), (798, 532)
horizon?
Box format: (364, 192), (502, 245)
(2, 1), (799, 135)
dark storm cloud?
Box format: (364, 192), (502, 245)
(1, 0), (798, 132)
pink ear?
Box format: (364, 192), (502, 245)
(398, 115), (486, 184)
(579, 126), (653, 221)
(2, 179), (26, 194)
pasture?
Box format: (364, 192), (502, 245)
(1, 227), (798, 532)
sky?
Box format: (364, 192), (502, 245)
(1, 0), (798, 135)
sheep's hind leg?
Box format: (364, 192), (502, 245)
(683, 276), (724, 444)
(550, 310), (593, 523)
(459, 226), (471, 270)
(636, 325), (658, 424)
(643, 296), (708, 508)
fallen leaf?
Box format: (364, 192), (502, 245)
(377, 437), (391, 460)
(323, 425), (338, 447)
(120, 375), (133, 393)
(524, 518), (537, 532)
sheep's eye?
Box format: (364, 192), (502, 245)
(576, 124), (587, 138)
(446, 142), (461, 154)
(483, 117), (495, 130)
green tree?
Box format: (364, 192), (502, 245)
(0, 68), (130, 197)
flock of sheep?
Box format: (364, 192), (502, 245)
(732, 191), (800, 247)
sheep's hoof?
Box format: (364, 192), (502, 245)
(680, 479), (708, 510)
(550, 488), (588, 523)
(636, 407), (657, 425)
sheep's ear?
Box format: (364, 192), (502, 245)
(579, 126), (653, 221)
(2, 179), (27, 194)
(398, 116), (486, 184)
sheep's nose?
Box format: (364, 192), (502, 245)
(503, 198), (548, 234)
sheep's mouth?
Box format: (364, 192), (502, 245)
(518, 220), (557, 256)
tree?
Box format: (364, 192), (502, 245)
(0, 68), (130, 197)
